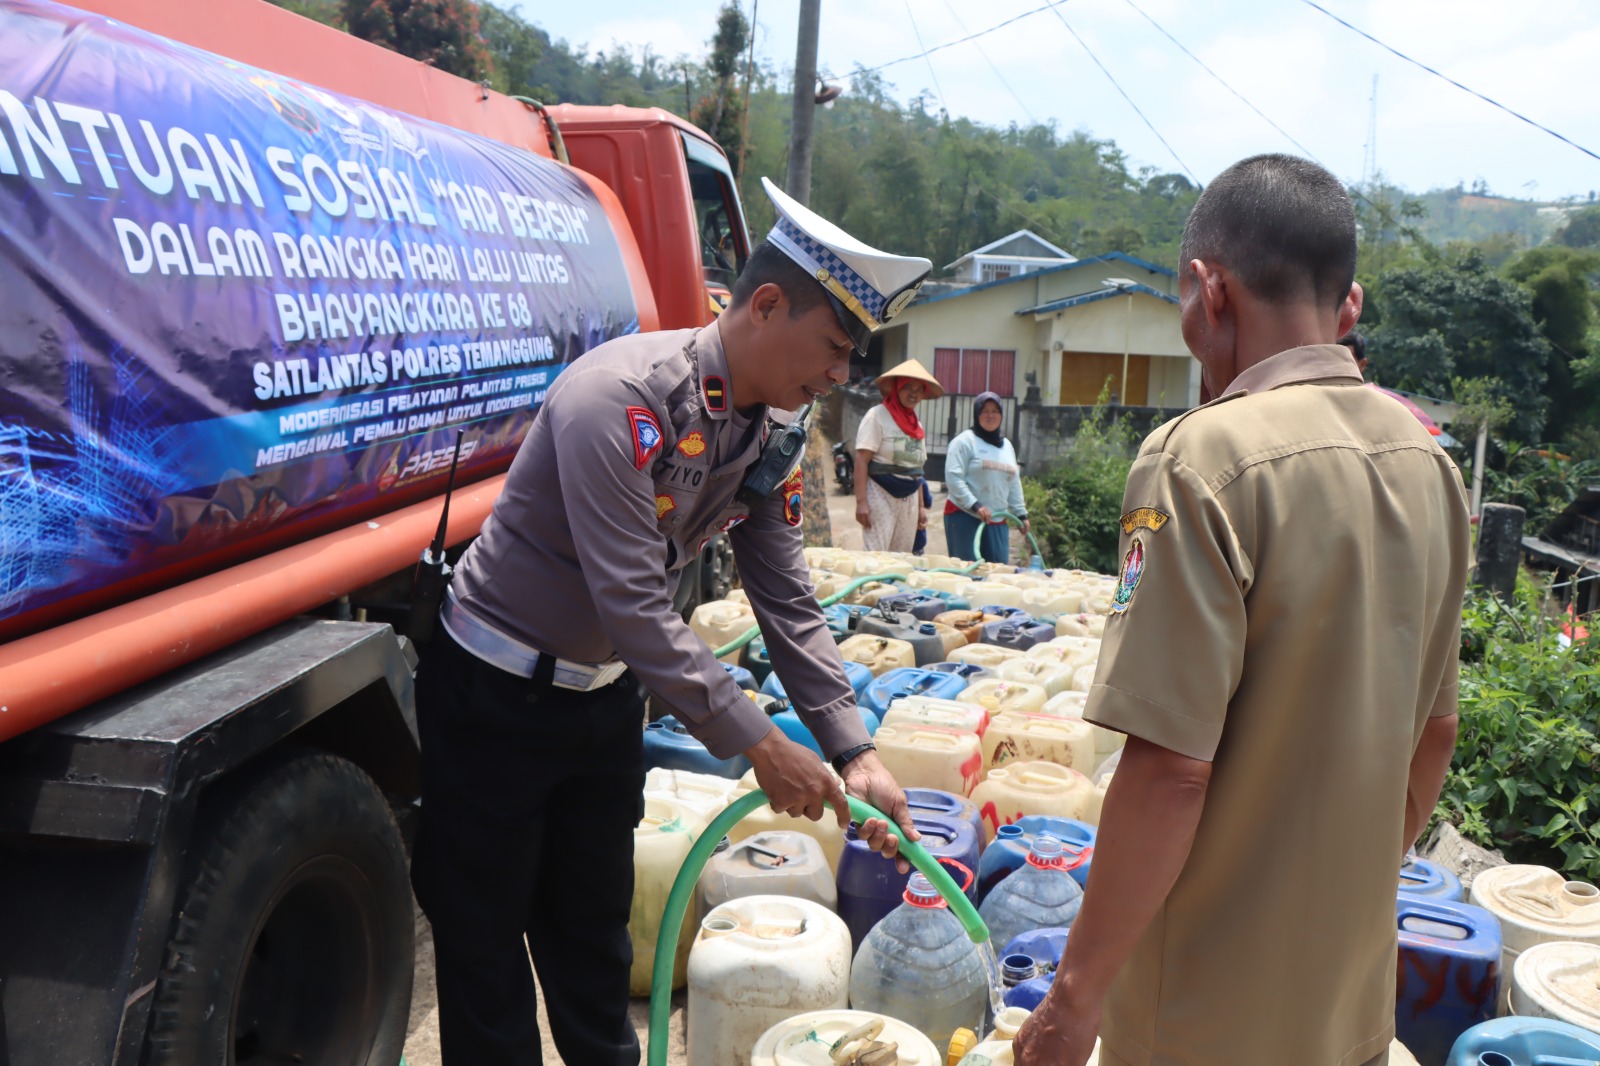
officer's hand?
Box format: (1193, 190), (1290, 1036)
(839, 750), (920, 875)
(1012, 982), (1100, 1066)
(856, 501), (872, 529)
(745, 726), (850, 828)
(976, 505), (994, 523)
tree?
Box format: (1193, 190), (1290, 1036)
(690, 4), (749, 174)
(1366, 249), (1552, 443)
(342, 0), (490, 81)
(1555, 206), (1600, 250)
(478, 2), (547, 98)
(1503, 245), (1600, 444)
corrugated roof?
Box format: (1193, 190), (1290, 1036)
(916, 251), (1176, 308)
(1015, 281), (1178, 316)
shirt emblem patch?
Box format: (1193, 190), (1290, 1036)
(1112, 535), (1145, 613)
(655, 494), (676, 520)
(628, 406), (662, 470)
(703, 375), (727, 413)
(719, 514), (747, 533)
(782, 467), (803, 527)
(1120, 507), (1170, 535)
(677, 431), (708, 458)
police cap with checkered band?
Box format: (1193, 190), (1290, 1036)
(761, 176), (932, 356)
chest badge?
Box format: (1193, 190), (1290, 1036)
(628, 406), (663, 470)
(703, 376), (727, 413)
(677, 431), (708, 458)
(655, 494), (677, 520)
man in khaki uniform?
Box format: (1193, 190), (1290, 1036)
(1014, 155), (1469, 1066)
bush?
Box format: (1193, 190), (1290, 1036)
(1023, 405), (1142, 575)
(1439, 580), (1600, 880)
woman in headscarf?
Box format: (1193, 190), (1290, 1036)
(943, 391), (1029, 563)
(854, 360), (943, 552)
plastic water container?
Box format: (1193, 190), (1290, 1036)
(1001, 928), (1071, 1011)
(749, 1010), (943, 1066)
(968, 583), (1027, 611)
(951, 1006), (1035, 1065)
(1470, 865), (1600, 1011)
(1039, 690), (1089, 717)
(842, 581), (897, 607)
(741, 635), (775, 685)
(728, 769), (849, 875)
(768, 702), (881, 759)
(644, 768), (745, 836)
(721, 661), (759, 692)
(861, 667), (975, 719)
(849, 873), (989, 1052)
(872, 724), (984, 795)
(909, 570), (977, 597)
(877, 590), (956, 621)
(995, 657), (1078, 696)
(1028, 636), (1102, 669)
(1395, 895), (1504, 1065)
(837, 814), (981, 948)
(982, 712), (1097, 775)
(905, 787), (986, 851)
(1023, 585), (1084, 617)
(979, 835), (1086, 950)
(858, 611), (964, 666)
(837, 634), (917, 676)
(804, 545), (854, 571)
(688, 895), (852, 1066)
(808, 568), (849, 601)
(691, 600), (759, 664)
(1054, 613), (1107, 639)
(978, 818), (1096, 899)
(821, 603), (855, 643)
(629, 798), (699, 994)
(935, 609), (1000, 645)
(963, 679), (1049, 717)
(645, 716), (752, 779)
(1511, 941), (1600, 1034)
(981, 618), (1056, 652)
(929, 660), (996, 689)
(881, 696), (990, 738)
(697, 831), (838, 916)
(1445, 1016), (1600, 1066)
(948, 644), (1027, 670)
(1400, 856), (1465, 902)
(762, 659), (873, 702)
(972, 762), (1096, 841)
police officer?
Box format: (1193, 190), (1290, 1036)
(412, 178), (931, 1066)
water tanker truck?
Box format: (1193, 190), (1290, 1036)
(0, 0), (751, 1060)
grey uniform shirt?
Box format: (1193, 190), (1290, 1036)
(451, 321), (870, 761)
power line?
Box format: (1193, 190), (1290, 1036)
(1048, 6), (1197, 183)
(902, 0), (949, 117)
(1298, 0), (1600, 164)
(936, 0), (1039, 126)
(855, 0), (1070, 78)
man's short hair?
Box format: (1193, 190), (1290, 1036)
(1179, 154), (1357, 309)
(1338, 330), (1366, 362)
(730, 240), (829, 316)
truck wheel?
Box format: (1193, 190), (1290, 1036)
(143, 752), (413, 1066)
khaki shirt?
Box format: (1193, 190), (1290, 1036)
(1085, 345), (1469, 1066)
(452, 323), (870, 761)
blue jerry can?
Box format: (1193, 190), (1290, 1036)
(722, 662), (758, 691)
(761, 660), (872, 701)
(1446, 1015), (1600, 1065)
(1399, 856), (1465, 902)
(860, 666), (973, 718)
(643, 715), (751, 779)
(1395, 895), (1503, 1065)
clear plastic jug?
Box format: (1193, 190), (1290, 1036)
(982, 711), (1097, 774)
(849, 874), (989, 1053)
(995, 657), (1077, 696)
(629, 797), (699, 994)
(972, 762), (1096, 841)
(948, 644), (1026, 670)
(978, 835), (1086, 951)
(696, 830), (838, 915)
(880, 695), (990, 737)
(963, 679), (1049, 717)
(873, 724), (985, 796)
(837, 634), (917, 676)
(690, 599), (759, 664)
(750, 1010), (942, 1066)
(688, 895), (851, 1066)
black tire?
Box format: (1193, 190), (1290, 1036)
(143, 752), (413, 1066)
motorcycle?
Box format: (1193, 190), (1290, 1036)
(832, 440), (854, 495)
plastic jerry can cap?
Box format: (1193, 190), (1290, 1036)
(903, 872), (949, 908)
(995, 824), (1025, 841)
(919, 623), (937, 634)
(1027, 834), (1070, 869)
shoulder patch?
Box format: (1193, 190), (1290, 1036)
(1120, 507), (1170, 535)
(655, 493), (676, 520)
(782, 467), (803, 527)
(628, 406), (662, 470)
(677, 430), (707, 458)
(1111, 535), (1145, 613)
(703, 376), (727, 413)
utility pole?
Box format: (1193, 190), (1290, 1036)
(785, 0), (821, 205)
(736, 0), (758, 195)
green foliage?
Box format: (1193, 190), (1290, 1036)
(1441, 583), (1600, 881)
(1484, 442), (1600, 533)
(689, 4), (749, 174)
(1501, 245), (1600, 444)
(1556, 206), (1600, 250)
(342, 0), (489, 80)
(268, 0), (343, 27)
(1021, 397), (1140, 574)
(478, 2), (543, 97)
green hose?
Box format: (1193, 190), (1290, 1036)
(645, 789), (988, 1066)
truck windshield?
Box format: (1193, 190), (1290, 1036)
(681, 133), (749, 303)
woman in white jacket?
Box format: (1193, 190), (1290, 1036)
(943, 392), (1029, 563)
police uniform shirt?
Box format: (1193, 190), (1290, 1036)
(451, 322), (870, 761)
(1084, 344), (1470, 1066)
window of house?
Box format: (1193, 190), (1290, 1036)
(980, 262), (1014, 283)
(932, 347), (1015, 396)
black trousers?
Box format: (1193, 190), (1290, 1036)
(412, 626), (645, 1066)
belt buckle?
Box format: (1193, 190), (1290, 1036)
(588, 661), (629, 690)
(550, 659), (627, 692)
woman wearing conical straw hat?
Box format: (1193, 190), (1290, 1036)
(854, 359), (943, 552)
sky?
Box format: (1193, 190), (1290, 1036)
(510, 0), (1600, 202)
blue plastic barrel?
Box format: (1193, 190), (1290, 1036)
(643, 715), (751, 779)
(837, 815), (981, 949)
(762, 660), (873, 701)
(905, 788), (985, 852)
(861, 667), (973, 718)
(977, 817), (1097, 900)
(768, 702), (881, 758)
(722, 662), (758, 692)
(1396, 896), (1503, 1065)
(927, 661), (994, 688)
(1399, 856), (1465, 902)
(1446, 1016), (1600, 1066)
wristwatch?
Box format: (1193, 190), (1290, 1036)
(831, 742), (876, 774)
